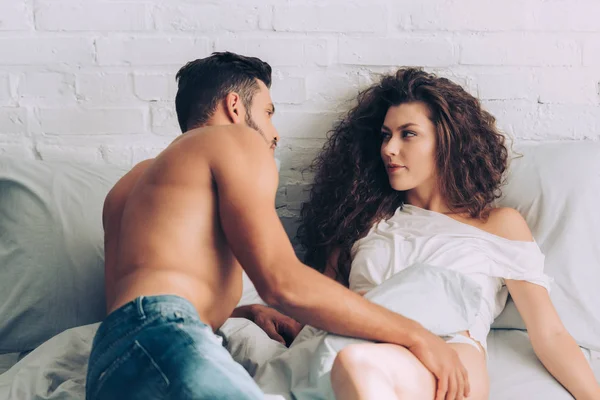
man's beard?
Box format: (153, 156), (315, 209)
(245, 111), (266, 139)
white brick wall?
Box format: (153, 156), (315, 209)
(153, 4), (263, 32)
(273, 4), (388, 33)
(0, 2), (33, 31)
(0, 107), (27, 135)
(18, 72), (76, 103)
(0, 73), (12, 105)
(1, 0), (599, 225)
(460, 33), (581, 66)
(34, 2), (152, 32)
(0, 37), (94, 65)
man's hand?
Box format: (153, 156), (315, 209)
(407, 329), (471, 400)
(232, 304), (303, 347)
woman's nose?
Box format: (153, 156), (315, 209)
(383, 140), (400, 157)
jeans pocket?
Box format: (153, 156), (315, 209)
(91, 340), (169, 400)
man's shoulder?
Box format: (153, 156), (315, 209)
(179, 124), (265, 149)
(180, 125), (273, 170)
(155, 124), (276, 191)
(103, 159), (155, 224)
(111, 159), (154, 195)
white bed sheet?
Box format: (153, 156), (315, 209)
(0, 355), (19, 377)
(488, 329), (600, 400)
(0, 322), (285, 400)
(1, 323), (598, 400)
(0, 324), (96, 400)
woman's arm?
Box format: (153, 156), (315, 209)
(507, 280), (600, 399)
(324, 247), (371, 296)
(323, 247), (348, 286)
(494, 208), (600, 399)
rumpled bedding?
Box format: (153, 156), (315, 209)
(255, 263), (482, 399)
(1, 265), (595, 400)
(0, 320), (287, 400)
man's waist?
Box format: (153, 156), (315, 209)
(109, 269), (241, 329)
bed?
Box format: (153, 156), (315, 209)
(1, 141), (599, 399)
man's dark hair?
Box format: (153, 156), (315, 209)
(175, 52), (272, 132)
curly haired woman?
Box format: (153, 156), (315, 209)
(298, 68), (600, 400)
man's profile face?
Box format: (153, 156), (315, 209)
(246, 80), (280, 153)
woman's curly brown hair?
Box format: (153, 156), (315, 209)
(297, 68), (509, 285)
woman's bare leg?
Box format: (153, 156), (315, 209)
(330, 340), (488, 400)
(331, 343), (435, 400)
(330, 346), (404, 400)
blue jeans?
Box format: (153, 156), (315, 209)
(86, 295), (264, 400)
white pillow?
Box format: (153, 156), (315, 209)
(492, 142), (600, 352)
(0, 157), (126, 353)
(0, 154), (280, 353)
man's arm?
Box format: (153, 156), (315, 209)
(209, 129), (413, 342)
(230, 246), (343, 345)
(210, 128), (469, 399)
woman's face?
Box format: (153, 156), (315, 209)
(380, 101), (438, 192)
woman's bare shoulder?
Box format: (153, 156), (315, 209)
(484, 207), (534, 242)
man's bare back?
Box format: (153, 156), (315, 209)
(104, 125), (262, 330)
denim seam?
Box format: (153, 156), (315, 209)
(171, 323), (197, 347)
(89, 314), (162, 369)
(92, 342), (136, 398)
(134, 340), (170, 387)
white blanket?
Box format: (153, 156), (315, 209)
(1, 266), (594, 400)
(0, 320), (286, 400)
(0, 324), (97, 400)
(0, 265), (481, 400)
(255, 264), (483, 399)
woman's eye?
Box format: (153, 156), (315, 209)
(403, 131), (416, 138)
(380, 131), (391, 140)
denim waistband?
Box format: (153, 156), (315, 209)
(97, 295), (202, 341)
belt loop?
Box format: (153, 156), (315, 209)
(136, 296), (146, 320)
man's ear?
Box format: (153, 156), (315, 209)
(224, 92), (244, 124)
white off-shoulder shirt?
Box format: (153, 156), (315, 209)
(349, 204), (553, 350)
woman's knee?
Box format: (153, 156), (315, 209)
(331, 344), (390, 386)
(331, 344), (434, 396)
(331, 345), (398, 399)
(332, 344), (388, 377)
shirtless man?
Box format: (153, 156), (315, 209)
(85, 52), (470, 400)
